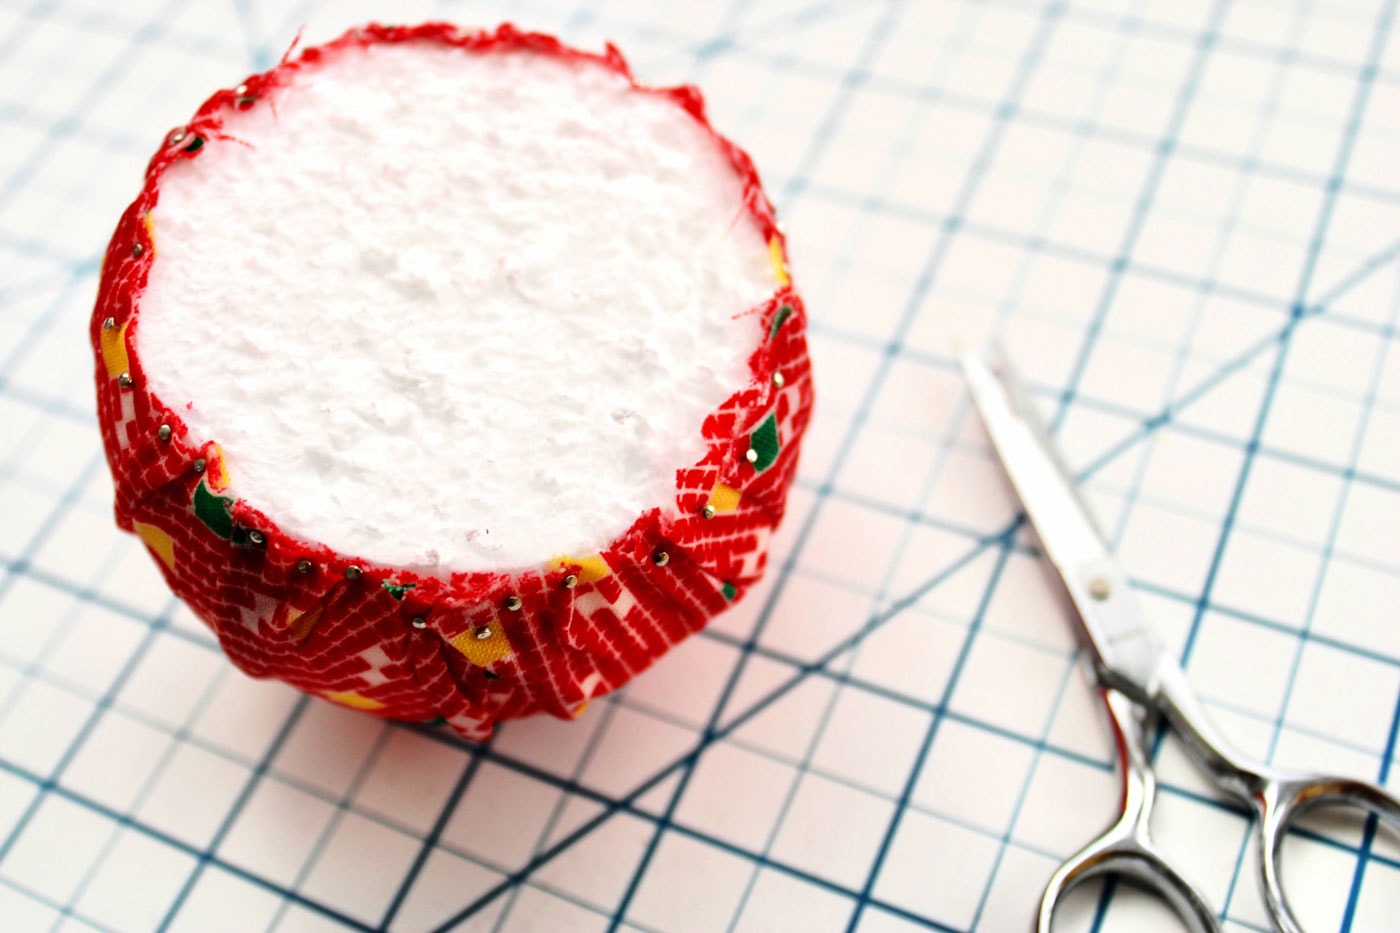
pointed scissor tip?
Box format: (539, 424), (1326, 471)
(956, 345), (983, 378)
(954, 339), (1011, 377)
(959, 349), (998, 418)
(957, 341), (1007, 386)
(954, 341), (988, 374)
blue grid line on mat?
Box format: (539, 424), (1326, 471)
(606, 0), (923, 926)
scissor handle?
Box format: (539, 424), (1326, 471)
(1039, 687), (1221, 932)
(1254, 773), (1400, 933)
(1153, 663), (1400, 933)
(1038, 834), (1219, 933)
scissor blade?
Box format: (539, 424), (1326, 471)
(960, 348), (1164, 698)
(960, 348), (1112, 568)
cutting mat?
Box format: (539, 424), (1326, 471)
(1, 0), (1398, 930)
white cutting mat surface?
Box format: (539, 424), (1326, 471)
(1, 0), (1399, 930)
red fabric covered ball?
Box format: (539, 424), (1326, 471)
(90, 23), (812, 740)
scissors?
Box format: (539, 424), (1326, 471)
(959, 347), (1400, 933)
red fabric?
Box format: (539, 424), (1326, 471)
(90, 23), (812, 740)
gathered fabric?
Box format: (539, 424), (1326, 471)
(90, 23), (813, 740)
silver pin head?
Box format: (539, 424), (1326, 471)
(701, 504), (717, 520)
(296, 559), (314, 575)
(344, 565), (362, 580)
(102, 316), (116, 331)
(117, 373), (133, 389)
(234, 84), (248, 95)
(168, 129), (187, 145)
(1087, 578), (1111, 600)
(157, 424), (172, 441)
(475, 626), (493, 640)
(132, 243), (143, 258)
(745, 448), (759, 464)
(410, 616), (428, 629)
(192, 458), (206, 473)
(562, 574), (578, 589)
(652, 549), (670, 567)
(247, 529), (264, 545)
(503, 595), (523, 611)
(771, 371), (785, 388)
